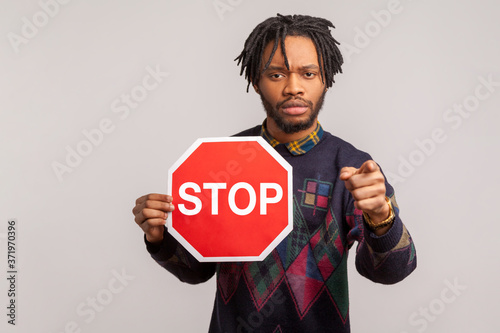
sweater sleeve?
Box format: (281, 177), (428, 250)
(145, 227), (216, 284)
(347, 182), (417, 284)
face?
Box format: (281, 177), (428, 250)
(255, 36), (327, 135)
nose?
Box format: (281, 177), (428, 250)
(283, 73), (304, 96)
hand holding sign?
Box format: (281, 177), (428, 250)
(133, 193), (174, 244)
(339, 160), (391, 234)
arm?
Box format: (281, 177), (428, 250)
(133, 194), (216, 284)
(341, 161), (417, 284)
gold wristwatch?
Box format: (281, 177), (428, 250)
(362, 197), (395, 230)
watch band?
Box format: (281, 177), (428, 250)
(362, 197), (395, 230)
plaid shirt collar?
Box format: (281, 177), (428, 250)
(260, 120), (324, 156)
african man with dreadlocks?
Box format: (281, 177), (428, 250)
(133, 14), (417, 332)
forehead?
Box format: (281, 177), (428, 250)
(262, 35), (319, 69)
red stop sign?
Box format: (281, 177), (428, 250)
(167, 137), (293, 262)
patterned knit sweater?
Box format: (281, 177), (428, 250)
(146, 124), (417, 332)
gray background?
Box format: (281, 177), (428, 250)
(1, 0), (499, 332)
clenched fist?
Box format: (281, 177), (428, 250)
(339, 160), (392, 235)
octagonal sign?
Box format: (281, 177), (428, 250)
(167, 136), (293, 262)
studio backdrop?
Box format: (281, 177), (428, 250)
(1, 0), (499, 332)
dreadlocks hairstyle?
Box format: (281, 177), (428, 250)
(235, 13), (344, 92)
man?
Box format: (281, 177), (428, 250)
(133, 14), (416, 332)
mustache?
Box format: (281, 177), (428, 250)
(277, 97), (313, 109)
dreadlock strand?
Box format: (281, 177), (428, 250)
(306, 32), (326, 85)
(262, 28), (281, 72)
(280, 25), (290, 70)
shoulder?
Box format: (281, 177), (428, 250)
(319, 130), (372, 168)
(232, 125), (261, 137)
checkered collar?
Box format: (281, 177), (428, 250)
(260, 120), (324, 156)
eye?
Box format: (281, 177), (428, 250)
(304, 72), (316, 78)
(269, 73), (284, 79)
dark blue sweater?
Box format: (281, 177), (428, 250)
(146, 125), (417, 332)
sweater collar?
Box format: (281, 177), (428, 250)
(260, 120), (324, 156)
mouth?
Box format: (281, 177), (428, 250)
(280, 99), (310, 116)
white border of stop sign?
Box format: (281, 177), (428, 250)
(167, 136), (293, 262)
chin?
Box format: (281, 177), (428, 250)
(275, 118), (316, 134)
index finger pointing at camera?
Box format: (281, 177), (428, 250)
(356, 160), (379, 174)
(339, 160), (380, 180)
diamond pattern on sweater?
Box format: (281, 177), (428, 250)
(324, 254), (350, 322)
(243, 251), (285, 310)
(276, 199), (352, 319)
(285, 244), (324, 318)
(311, 208), (345, 280)
(240, 194), (376, 321)
(276, 197), (311, 270)
(217, 263), (243, 304)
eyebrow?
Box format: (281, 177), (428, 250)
(264, 64), (320, 72)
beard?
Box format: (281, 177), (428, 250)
(259, 91), (326, 134)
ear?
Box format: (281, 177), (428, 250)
(253, 84), (260, 94)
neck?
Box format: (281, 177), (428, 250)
(266, 117), (318, 143)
